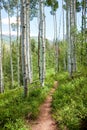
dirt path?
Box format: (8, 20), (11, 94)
(30, 81), (58, 130)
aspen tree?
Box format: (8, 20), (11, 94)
(8, 0), (14, 87)
(39, 0), (45, 86)
(82, 0), (87, 64)
(66, 0), (77, 77)
(66, 0), (71, 75)
(0, 2), (3, 93)
(17, 3), (20, 86)
(26, 0), (32, 83)
(21, 0), (28, 96)
(70, 0), (77, 74)
(62, 0), (66, 70)
(53, 12), (58, 72)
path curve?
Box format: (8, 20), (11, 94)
(30, 81), (58, 130)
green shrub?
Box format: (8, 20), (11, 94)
(52, 74), (87, 130)
(0, 72), (55, 129)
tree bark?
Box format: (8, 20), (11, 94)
(70, 0), (77, 74)
(0, 2), (3, 93)
(66, 0), (71, 75)
(26, 0), (32, 83)
(8, 1), (14, 87)
(17, 4), (20, 86)
(39, 0), (45, 86)
(62, 0), (66, 71)
(21, 0), (28, 97)
(53, 13), (58, 73)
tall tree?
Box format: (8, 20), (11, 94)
(21, 0), (28, 96)
(0, 1), (3, 93)
(8, 0), (14, 87)
(46, 0), (59, 73)
(66, 0), (70, 73)
(53, 12), (59, 72)
(16, 2), (20, 86)
(81, 0), (87, 64)
(62, 0), (67, 71)
(21, 0), (32, 96)
(26, 0), (32, 83)
(38, 0), (45, 86)
(70, 0), (77, 73)
(66, 0), (77, 77)
(38, 2), (40, 79)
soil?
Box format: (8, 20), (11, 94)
(29, 81), (59, 130)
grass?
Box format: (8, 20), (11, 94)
(52, 72), (87, 130)
(0, 72), (55, 130)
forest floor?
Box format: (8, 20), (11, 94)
(29, 81), (59, 130)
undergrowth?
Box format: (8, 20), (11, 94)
(0, 72), (55, 130)
(52, 72), (87, 130)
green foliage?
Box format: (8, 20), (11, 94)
(46, 40), (55, 70)
(4, 119), (28, 130)
(45, 68), (57, 88)
(52, 73), (87, 130)
(63, 0), (81, 12)
(30, 38), (37, 52)
(58, 41), (67, 71)
(2, 37), (55, 91)
(0, 71), (54, 129)
(2, 42), (22, 89)
(76, 33), (87, 68)
(76, 1), (81, 12)
(2, 0), (39, 20)
(45, 0), (59, 12)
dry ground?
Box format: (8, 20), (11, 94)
(29, 81), (59, 130)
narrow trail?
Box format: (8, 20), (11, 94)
(30, 81), (58, 130)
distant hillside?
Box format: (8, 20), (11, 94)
(2, 35), (17, 43)
(2, 35), (53, 44)
(31, 36), (53, 44)
(31, 36), (38, 42)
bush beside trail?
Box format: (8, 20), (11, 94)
(52, 73), (87, 130)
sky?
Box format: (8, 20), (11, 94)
(1, 0), (82, 41)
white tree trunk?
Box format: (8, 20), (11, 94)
(0, 3), (3, 93)
(44, 8), (46, 78)
(17, 4), (20, 86)
(73, 0), (77, 71)
(53, 13), (58, 73)
(21, 0), (28, 96)
(38, 4), (40, 79)
(39, 0), (45, 86)
(70, 0), (77, 74)
(26, 0), (32, 83)
(8, 1), (14, 87)
(67, 0), (77, 77)
(83, 0), (87, 63)
(66, 0), (71, 75)
(62, 0), (66, 71)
